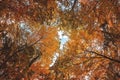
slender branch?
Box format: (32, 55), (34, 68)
(28, 52), (41, 67)
(0, 37), (43, 68)
(86, 50), (120, 63)
(71, 0), (77, 11)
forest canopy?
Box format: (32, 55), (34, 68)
(0, 0), (120, 80)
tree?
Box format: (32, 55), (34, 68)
(0, 0), (59, 79)
(51, 1), (120, 79)
(51, 28), (120, 79)
(0, 0), (120, 80)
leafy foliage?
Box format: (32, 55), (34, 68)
(0, 0), (120, 80)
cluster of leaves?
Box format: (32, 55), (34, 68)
(0, 23), (59, 79)
(0, 0), (120, 80)
(58, 0), (120, 30)
(0, 0), (57, 23)
(0, 0), (59, 79)
(51, 27), (120, 79)
(49, 1), (120, 79)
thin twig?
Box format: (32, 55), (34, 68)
(86, 50), (120, 63)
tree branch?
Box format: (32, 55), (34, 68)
(71, 0), (77, 11)
(0, 37), (42, 68)
(28, 51), (42, 67)
(86, 50), (120, 63)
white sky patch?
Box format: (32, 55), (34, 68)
(19, 22), (33, 44)
(91, 39), (103, 51)
(57, 0), (81, 11)
(58, 30), (69, 50)
(57, 0), (73, 11)
(20, 22), (32, 34)
(50, 30), (69, 67)
(84, 76), (90, 80)
(50, 53), (59, 67)
(84, 70), (93, 80)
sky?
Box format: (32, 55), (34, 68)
(58, 30), (69, 50)
(50, 30), (69, 67)
(20, 20), (69, 67)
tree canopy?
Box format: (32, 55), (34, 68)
(0, 0), (120, 80)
